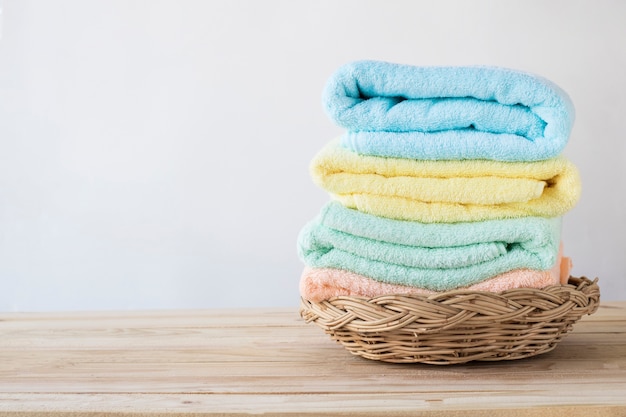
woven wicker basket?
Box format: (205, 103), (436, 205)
(300, 276), (600, 364)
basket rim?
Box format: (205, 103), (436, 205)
(299, 276), (601, 364)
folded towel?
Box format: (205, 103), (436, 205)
(323, 60), (574, 161)
(297, 202), (561, 291)
(311, 139), (580, 223)
(300, 246), (572, 302)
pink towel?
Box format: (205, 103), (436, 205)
(300, 245), (571, 302)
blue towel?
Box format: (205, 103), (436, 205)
(323, 60), (575, 161)
(297, 202), (561, 291)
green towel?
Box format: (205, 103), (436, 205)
(297, 202), (561, 291)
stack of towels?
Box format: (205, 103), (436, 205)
(297, 60), (581, 302)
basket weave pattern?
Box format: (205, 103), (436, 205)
(300, 276), (600, 364)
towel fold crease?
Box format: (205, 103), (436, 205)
(300, 245), (571, 302)
(297, 202), (561, 291)
(323, 60), (574, 161)
(311, 139), (580, 223)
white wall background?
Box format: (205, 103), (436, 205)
(0, 0), (624, 311)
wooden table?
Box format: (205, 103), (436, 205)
(0, 302), (625, 416)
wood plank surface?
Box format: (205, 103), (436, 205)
(0, 302), (625, 416)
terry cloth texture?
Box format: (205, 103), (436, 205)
(323, 60), (574, 161)
(311, 139), (581, 223)
(297, 202), (561, 291)
(299, 247), (571, 302)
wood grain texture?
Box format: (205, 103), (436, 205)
(0, 302), (625, 416)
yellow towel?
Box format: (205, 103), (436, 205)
(311, 139), (581, 223)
